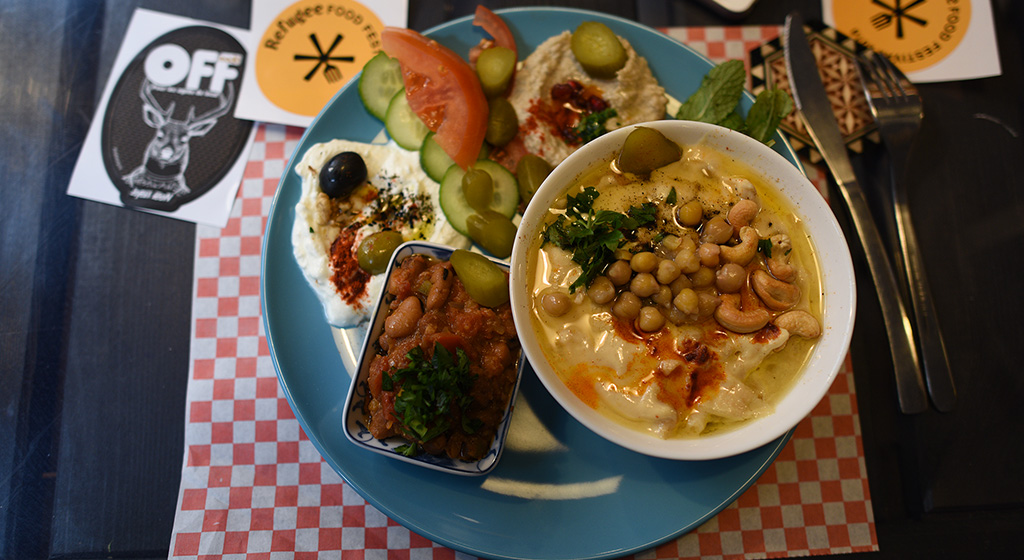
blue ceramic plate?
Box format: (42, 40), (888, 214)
(262, 8), (799, 560)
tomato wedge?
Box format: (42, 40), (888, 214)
(381, 28), (488, 170)
(472, 5), (517, 58)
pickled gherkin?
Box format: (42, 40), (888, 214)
(570, 22), (627, 79)
(616, 127), (682, 175)
(467, 210), (517, 259)
(476, 46), (517, 98)
(462, 169), (494, 213)
(450, 249), (510, 308)
(485, 97), (518, 148)
(515, 154), (552, 205)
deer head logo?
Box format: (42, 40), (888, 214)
(122, 79), (235, 196)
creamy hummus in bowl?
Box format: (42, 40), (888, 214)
(509, 120), (855, 460)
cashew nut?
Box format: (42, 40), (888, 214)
(719, 226), (759, 266)
(765, 234), (796, 282)
(727, 199), (759, 232)
(774, 310), (821, 338)
(714, 293), (770, 334)
(751, 269), (800, 310)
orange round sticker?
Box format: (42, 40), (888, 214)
(830, 0), (972, 73)
(256, 0), (383, 116)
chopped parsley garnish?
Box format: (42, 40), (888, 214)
(542, 186), (657, 292)
(757, 237), (773, 258)
(675, 59), (793, 146)
(382, 342), (478, 456)
(666, 187), (678, 205)
(573, 107), (618, 144)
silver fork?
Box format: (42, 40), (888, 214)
(856, 49), (957, 412)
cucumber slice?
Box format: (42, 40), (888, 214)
(422, 133), (495, 183)
(385, 90), (430, 150)
(439, 160), (519, 236)
(358, 52), (404, 121)
(420, 132), (456, 183)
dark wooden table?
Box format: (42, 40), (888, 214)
(3, 0), (1022, 558)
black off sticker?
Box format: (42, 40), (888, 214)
(101, 26), (253, 212)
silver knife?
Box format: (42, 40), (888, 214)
(783, 12), (928, 414)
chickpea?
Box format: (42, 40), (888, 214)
(606, 259), (633, 286)
(655, 259), (681, 285)
(677, 199), (703, 227)
(540, 292), (572, 317)
(630, 251), (658, 273)
(698, 243), (721, 268)
(669, 274), (693, 295)
(673, 288), (699, 315)
(664, 305), (688, 326)
(629, 272), (660, 298)
(673, 236), (700, 274)
(637, 306), (666, 332)
(653, 285), (673, 306)
(690, 266), (716, 288)
(716, 263), (747, 294)
(384, 296), (423, 338)
(697, 291), (722, 318)
(657, 234), (681, 253)
(612, 292), (642, 320)
(702, 215), (733, 244)
(587, 276), (616, 305)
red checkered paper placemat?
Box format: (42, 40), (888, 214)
(169, 26), (878, 560)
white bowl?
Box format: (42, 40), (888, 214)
(509, 120), (856, 460)
(343, 241), (524, 475)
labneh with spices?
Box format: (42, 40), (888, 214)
(291, 139), (468, 328)
(365, 251), (520, 461)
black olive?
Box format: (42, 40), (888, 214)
(319, 152), (367, 198)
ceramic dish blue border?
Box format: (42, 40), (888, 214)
(262, 8), (801, 560)
(343, 242), (524, 476)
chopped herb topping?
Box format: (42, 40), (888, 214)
(382, 342), (478, 456)
(543, 186), (657, 292)
(573, 107), (618, 144)
(757, 237), (773, 258)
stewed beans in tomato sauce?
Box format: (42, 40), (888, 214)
(365, 254), (519, 461)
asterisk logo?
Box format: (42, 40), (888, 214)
(870, 0), (928, 39)
(294, 34), (355, 83)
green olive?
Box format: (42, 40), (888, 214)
(356, 230), (403, 275)
(616, 127), (682, 175)
(462, 168), (494, 213)
(476, 46), (517, 97)
(466, 210), (517, 259)
(515, 154), (552, 205)
(450, 249), (510, 308)
(485, 97), (518, 148)
(570, 21), (628, 79)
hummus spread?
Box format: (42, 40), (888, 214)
(527, 142), (822, 438)
(292, 139), (468, 327)
(508, 31), (667, 166)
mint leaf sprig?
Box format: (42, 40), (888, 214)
(675, 59), (793, 146)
